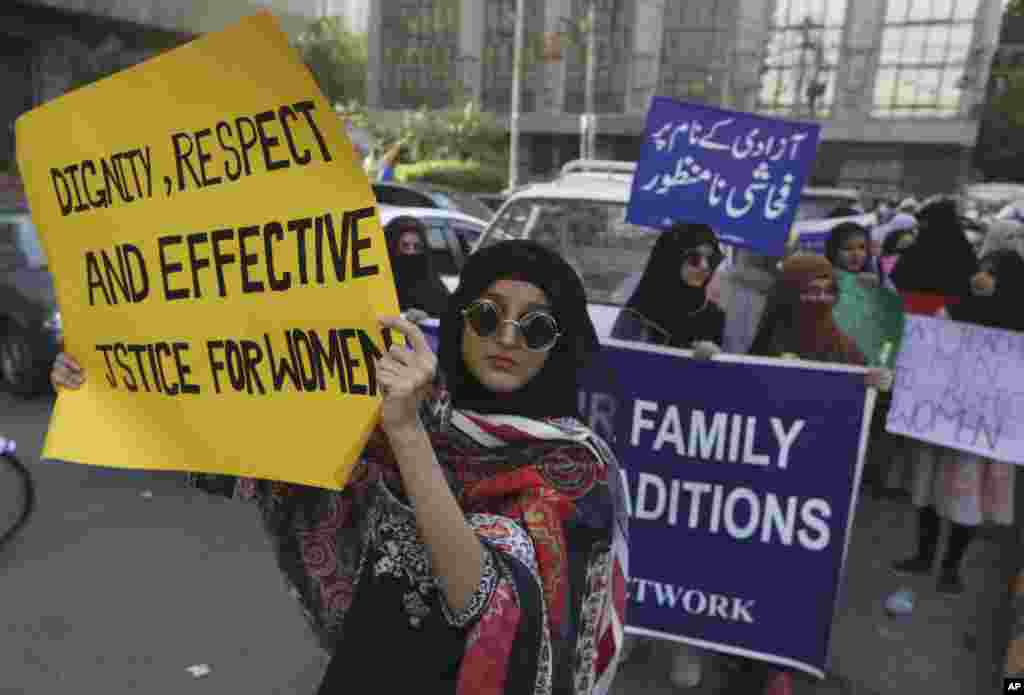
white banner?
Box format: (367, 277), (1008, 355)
(887, 315), (1024, 464)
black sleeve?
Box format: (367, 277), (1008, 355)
(748, 300), (781, 357)
(708, 305), (726, 346)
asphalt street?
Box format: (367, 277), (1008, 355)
(0, 391), (1015, 694)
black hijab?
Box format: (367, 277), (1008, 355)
(890, 198), (978, 296)
(384, 217), (450, 317)
(438, 240), (600, 419)
(623, 222), (724, 345)
(949, 250), (1024, 332)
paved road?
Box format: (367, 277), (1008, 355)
(0, 392), (1015, 694)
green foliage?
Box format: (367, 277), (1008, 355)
(395, 159), (507, 193)
(339, 100), (510, 189)
(990, 67), (1024, 131)
(296, 17), (368, 105)
(1009, 0), (1024, 17)
(336, 100), (392, 143)
(338, 100), (508, 168)
(395, 101), (509, 169)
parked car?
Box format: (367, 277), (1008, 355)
(372, 182), (496, 222)
(377, 204), (488, 288)
(0, 181), (61, 396)
(471, 160), (874, 337)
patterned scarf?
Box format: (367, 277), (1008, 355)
(191, 384), (629, 695)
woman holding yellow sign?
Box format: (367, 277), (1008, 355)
(52, 240), (628, 694)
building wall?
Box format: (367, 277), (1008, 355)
(2, 2), (188, 170)
(365, 0), (1007, 194)
(658, 0), (739, 107)
(20, 0), (318, 37)
(377, 0), (461, 109)
(2, 1), (322, 171)
(323, 0), (370, 32)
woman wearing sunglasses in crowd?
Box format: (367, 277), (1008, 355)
(611, 222), (725, 361)
(50, 240), (628, 695)
(610, 222), (723, 689)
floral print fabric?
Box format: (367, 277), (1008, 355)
(189, 384), (628, 695)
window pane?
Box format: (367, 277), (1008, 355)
(902, 26), (928, 64)
(954, 0), (980, 21)
(893, 69), (915, 105)
(823, 29), (842, 64)
(771, 29), (797, 61)
(886, 0), (910, 23)
(908, 68), (929, 105)
(938, 67), (962, 111)
(930, 0), (954, 20)
(948, 24), (972, 64)
(923, 24), (950, 64)
(779, 70), (798, 105)
(874, 67), (899, 107)
(917, 68), (942, 104)
(824, 0), (847, 26)
(881, 28), (905, 64)
(760, 71), (782, 104)
(907, 0), (931, 21)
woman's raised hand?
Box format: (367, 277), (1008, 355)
(51, 352), (85, 391)
(376, 316), (438, 434)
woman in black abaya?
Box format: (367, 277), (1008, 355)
(611, 222), (725, 355)
(889, 197), (978, 314)
(384, 216), (451, 319)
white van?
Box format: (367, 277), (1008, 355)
(467, 160), (866, 337)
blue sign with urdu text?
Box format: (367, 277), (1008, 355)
(627, 97), (822, 257)
(419, 323), (872, 678)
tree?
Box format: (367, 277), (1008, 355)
(296, 17), (368, 106)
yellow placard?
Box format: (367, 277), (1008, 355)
(15, 12), (399, 490)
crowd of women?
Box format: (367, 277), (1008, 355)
(48, 197), (1023, 695)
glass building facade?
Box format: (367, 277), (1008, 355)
(563, 0), (633, 113)
(757, 0), (849, 117)
(659, 0), (737, 104)
(481, 0), (543, 112)
(873, 0), (981, 118)
(379, 0), (460, 109)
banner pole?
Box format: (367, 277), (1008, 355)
(508, 0), (525, 190)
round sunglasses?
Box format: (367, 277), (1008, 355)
(461, 299), (561, 352)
